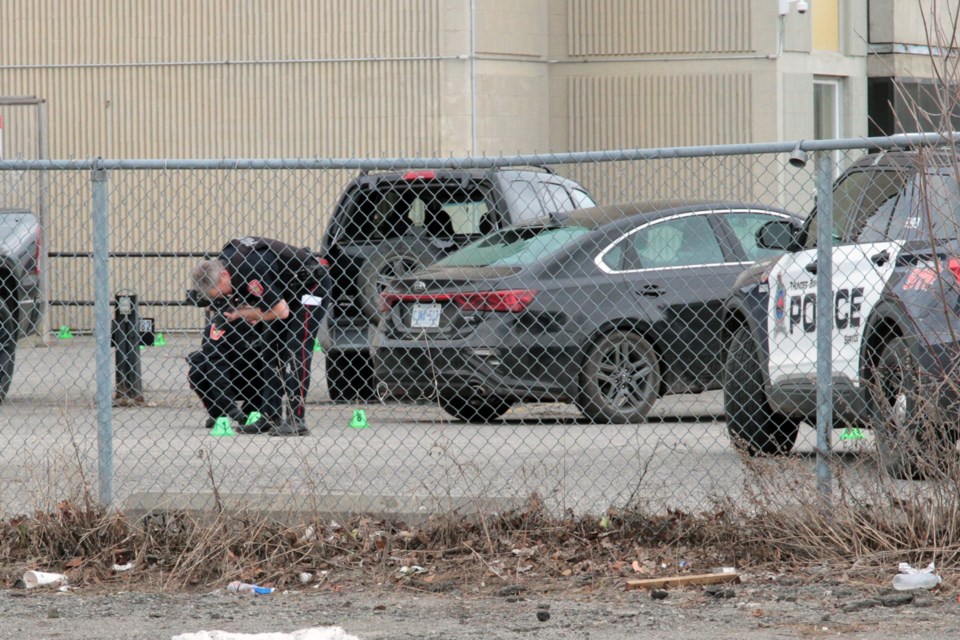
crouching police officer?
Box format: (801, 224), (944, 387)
(186, 311), (271, 433)
(191, 236), (326, 436)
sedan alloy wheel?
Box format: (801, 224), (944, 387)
(578, 330), (659, 423)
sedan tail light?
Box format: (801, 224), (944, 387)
(453, 290), (537, 312)
(380, 292), (452, 312)
(380, 289), (537, 313)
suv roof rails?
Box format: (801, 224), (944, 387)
(497, 164), (556, 175)
(354, 165), (558, 179)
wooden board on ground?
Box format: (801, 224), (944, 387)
(625, 572), (741, 590)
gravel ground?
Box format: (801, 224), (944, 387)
(2, 574), (958, 639)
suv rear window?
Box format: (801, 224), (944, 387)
(804, 170), (906, 248)
(890, 173), (960, 241)
(340, 181), (494, 241)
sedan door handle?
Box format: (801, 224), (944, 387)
(637, 284), (665, 297)
(804, 261), (817, 274)
(870, 250), (890, 266)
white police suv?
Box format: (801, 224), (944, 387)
(722, 149), (960, 479)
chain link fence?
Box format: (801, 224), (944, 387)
(0, 134), (956, 520)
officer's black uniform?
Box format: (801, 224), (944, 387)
(186, 313), (267, 427)
(220, 237), (328, 434)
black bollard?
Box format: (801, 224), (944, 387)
(113, 290), (144, 404)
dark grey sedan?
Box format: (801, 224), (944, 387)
(372, 201), (803, 422)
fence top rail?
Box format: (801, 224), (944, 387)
(1, 132), (958, 171)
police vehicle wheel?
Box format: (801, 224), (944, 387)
(578, 330), (659, 424)
(868, 338), (956, 480)
(0, 303), (15, 404)
(438, 391), (512, 423)
(325, 351), (376, 402)
(723, 325), (798, 456)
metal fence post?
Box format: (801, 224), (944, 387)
(815, 151), (834, 503)
(92, 161), (114, 508)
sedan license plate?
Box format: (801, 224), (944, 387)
(410, 303), (442, 328)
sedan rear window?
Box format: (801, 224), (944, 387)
(437, 226), (591, 268)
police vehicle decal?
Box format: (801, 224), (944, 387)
(766, 240), (902, 387)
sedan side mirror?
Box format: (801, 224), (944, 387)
(757, 220), (796, 251)
(756, 220), (798, 251)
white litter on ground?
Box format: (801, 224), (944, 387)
(171, 627), (361, 640)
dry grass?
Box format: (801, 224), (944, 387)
(722, 448), (960, 584)
(5, 433), (960, 593)
(0, 492), (745, 593)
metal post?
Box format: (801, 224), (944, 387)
(92, 162), (114, 508)
(815, 151), (834, 503)
(36, 99), (51, 345)
(113, 289), (144, 403)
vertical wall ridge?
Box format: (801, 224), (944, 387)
(567, 0), (753, 56)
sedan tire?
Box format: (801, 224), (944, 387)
(577, 330), (659, 424)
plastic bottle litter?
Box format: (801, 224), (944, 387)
(227, 580), (275, 595)
(892, 561), (942, 591)
(893, 573), (942, 591)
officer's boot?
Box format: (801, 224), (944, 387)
(234, 409), (269, 434)
(268, 415), (309, 437)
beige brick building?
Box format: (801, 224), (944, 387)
(0, 0), (946, 161)
(0, 0), (951, 331)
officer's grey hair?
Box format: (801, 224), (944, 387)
(192, 259), (225, 294)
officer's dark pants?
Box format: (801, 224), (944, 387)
(187, 319), (280, 422)
(270, 296), (324, 420)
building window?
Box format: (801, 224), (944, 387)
(815, 77), (842, 170)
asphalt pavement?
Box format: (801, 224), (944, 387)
(0, 334), (873, 520)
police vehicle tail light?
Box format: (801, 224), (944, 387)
(945, 258), (960, 284)
(380, 290), (536, 313)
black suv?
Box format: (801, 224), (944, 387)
(318, 167), (597, 401)
(723, 149), (960, 478)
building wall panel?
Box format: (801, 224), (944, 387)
(566, 72), (756, 202)
(4, 0), (440, 65)
(476, 0), (548, 57)
(1, 61), (442, 159)
(567, 0), (753, 56)
(568, 73), (752, 149)
(868, 0), (960, 47)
